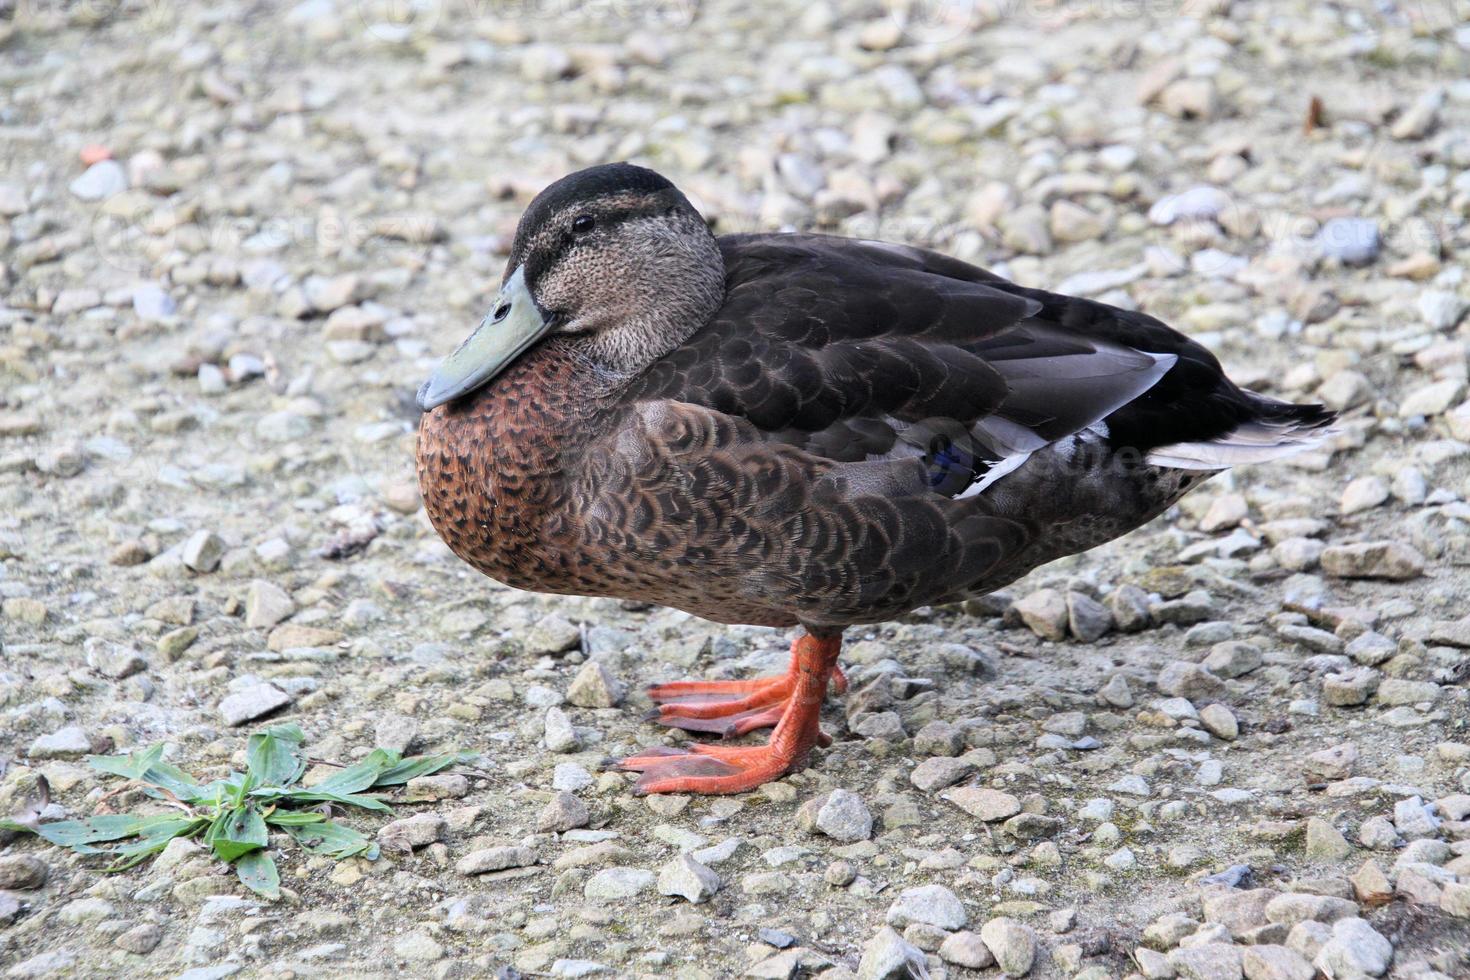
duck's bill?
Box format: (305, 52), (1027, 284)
(416, 266), (552, 411)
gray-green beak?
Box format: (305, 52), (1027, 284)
(416, 266), (553, 411)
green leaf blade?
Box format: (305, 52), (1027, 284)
(235, 850), (281, 899)
(284, 819), (377, 860)
(35, 814), (150, 848)
(246, 725), (307, 789)
(372, 751), (479, 788)
(308, 749), (399, 797)
(139, 761), (203, 802)
(263, 810), (326, 827)
(102, 818), (206, 871)
(207, 806), (268, 863)
(87, 743), (165, 781)
(284, 791), (391, 813)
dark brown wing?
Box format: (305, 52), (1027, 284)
(563, 234), (1197, 628)
(623, 234), (1175, 491)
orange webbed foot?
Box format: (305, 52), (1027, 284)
(612, 632), (844, 795)
(645, 639), (848, 738)
(612, 742), (806, 795)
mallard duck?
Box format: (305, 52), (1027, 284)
(415, 163), (1334, 795)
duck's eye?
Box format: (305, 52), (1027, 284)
(571, 214), (596, 235)
(492, 302), (511, 322)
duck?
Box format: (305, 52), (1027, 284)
(415, 162), (1334, 795)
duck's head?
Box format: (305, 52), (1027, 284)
(417, 162), (724, 411)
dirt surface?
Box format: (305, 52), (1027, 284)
(2, 1), (1470, 978)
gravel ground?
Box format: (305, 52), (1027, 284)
(3, 1), (1470, 978)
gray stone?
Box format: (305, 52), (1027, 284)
(525, 614), (581, 654)
(1107, 584), (1153, 632)
(1427, 616), (1470, 648)
(912, 719), (964, 756)
(1169, 943), (1242, 980)
(1286, 920), (1332, 961)
(1442, 882), (1470, 918)
(58, 897), (115, 924)
(392, 931), (443, 961)
(798, 788), (872, 842)
(245, 580), (295, 629)
(255, 411), (313, 442)
(0, 856), (48, 890)
(1320, 542), (1424, 581)
(1098, 673), (1134, 708)
(1313, 918), (1391, 977)
(552, 763), (594, 792)
(218, 684), (292, 725)
(1339, 477), (1389, 516)
(456, 846), (536, 874)
(1152, 591), (1217, 625)
(1305, 818), (1353, 861)
(1109, 774), (1152, 797)
(1067, 591), (1112, 641)
(980, 916), (1036, 976)
(1315, 217), (1379, 265)
(1345, 633), (1396, 666)
(377, 813), (445, 852)
(1357, 817), (1398, 851)
(544, 706), (579, 753)
(567, 660), (624, 708)
(856, 926), (928, 980)
(1199, 704), (1238, 740)
(1149, 185), (1230, 225)
(939, 930), (994, 968)
(181, 530), (225, 572)
(404, 774), (468, 801)
(1136, 947), (1175, 979)
(1015, 588), (1068, 641)
(1264, 893), (1358, 925)
(87, 642), (147, 679)
(1158, 661), (1226, 700)
(69, 160), (127, 200)
(1322, 668), (1378, 707)
(910, 756), (973, 792)
(1375, 679), (1440, 706)
(536, 792), (590, 833)
(1204, 641), (1262, 678)
(5, 951), (77, 978)
(1392, 797), (1440, 839)
(657, 854), (720, 904)
(0, 182), (27, 216)
(886, 883), (967, 931)
(115, 922), (163, 954)
(852, 710), (905, 740)
(944, 786), (1021, 821)
(27, 726), (91, 759)
(584, 867), (656, 902)
(1203, 887), (1277, 936)
(132, 283), (176, 321)
(1305, 742), (1359, 780)
(373, 714), (418, 753)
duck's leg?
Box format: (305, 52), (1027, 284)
(612, 631), (842, 795)
(646, 636), (848, 738)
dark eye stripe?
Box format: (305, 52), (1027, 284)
(522, 195), (678, 289)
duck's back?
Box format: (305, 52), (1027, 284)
(509, 234), (1333, 629)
